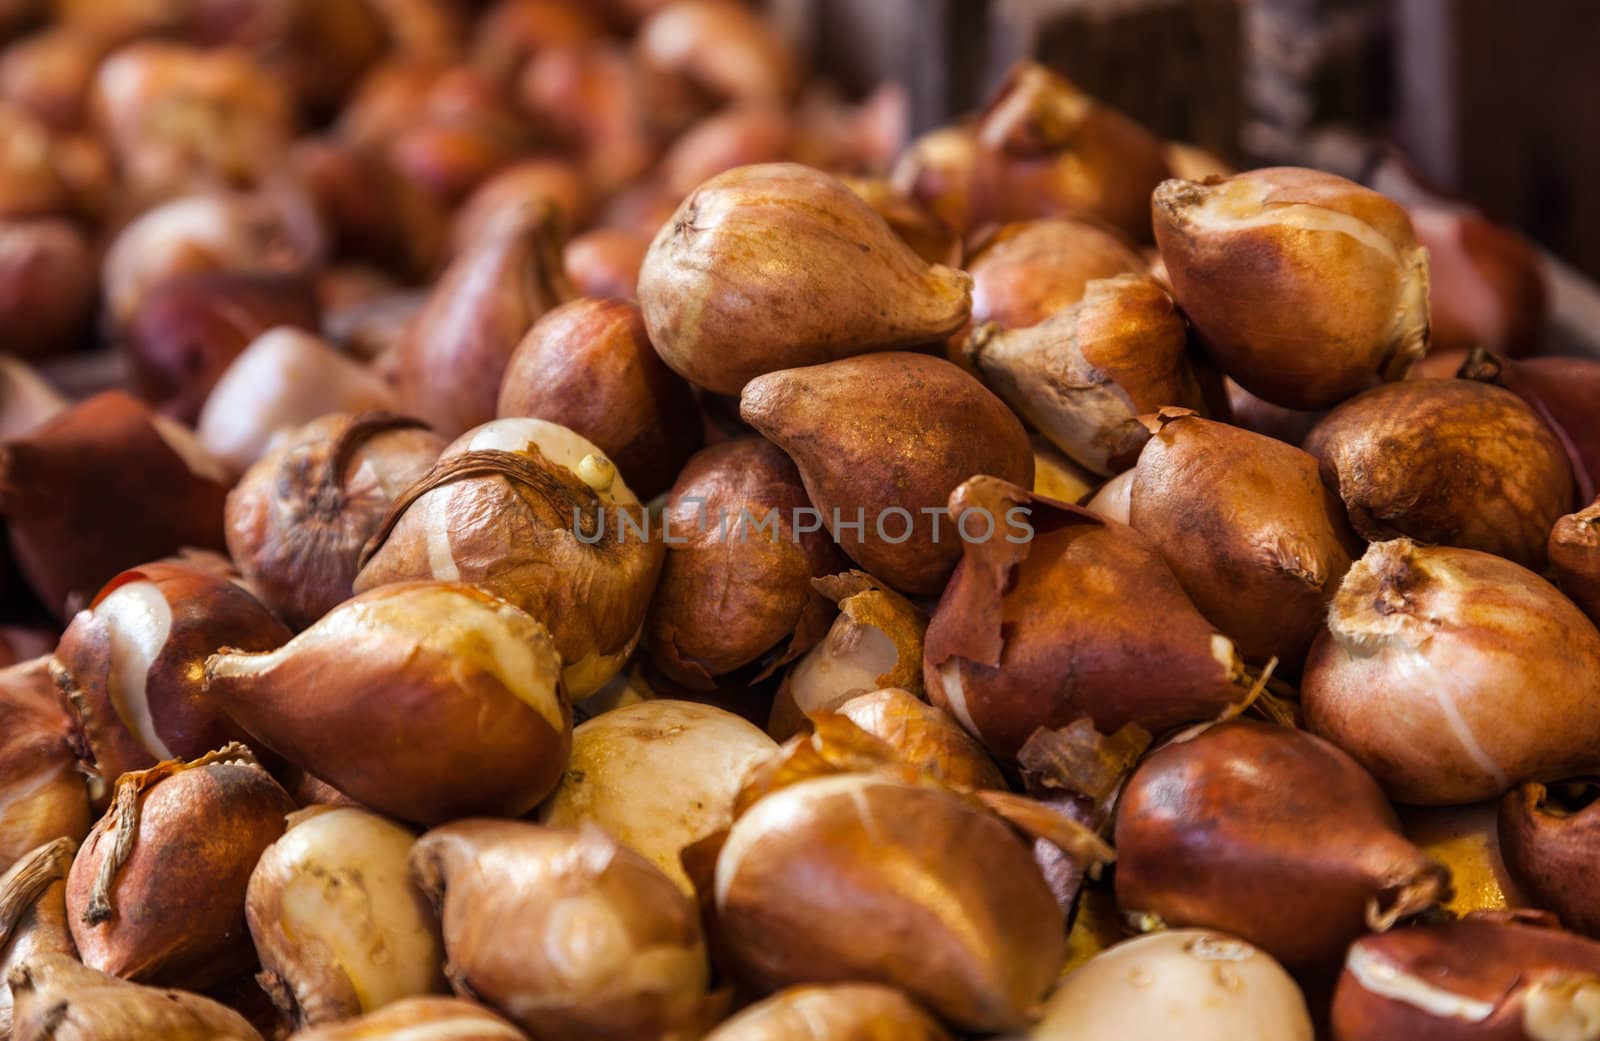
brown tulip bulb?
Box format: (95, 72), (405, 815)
(835, 688), (1005, 791)
(385, 76), (533, 210)
(539, 700), (776, 893)
(1463, 350), (1600, 505)
(7, 953), (266, 1041)
(1128, 408), (1360, 667)
(704, 984), (949, 1041)
(1154, 167), (1429, 409)
(90, 41), (296, 201)
(740, 352), (1032, 595)
(411, 820), (709, 1041)
(517, 43), (656, 195)
(714, 771), (1065, 1032)
(123, 271), (321, 424)
(1304, 379), (1573, 569)
(0, 392), (232, 617)
(635, 0), (798, 106)
(841, 177), (959, 267)
(51, 561), (291, 788)
(66, 744), (295, 988)
(291, 136), (447, 280)
(448, 158), (593, 260)
(770, 572), (927, 739)
(890, 124), (976, 234)
(564, 227), (650, 300)
(646, 439), (840, 687)
(0, 839), (77, 1037)
(0, 661), (90, 874)
(1411, 206), (1548, 357)
(1332, 913), (1600, 1041)
(1499, 783), (1600, 939)
(970, 63), (1170, 242)
(964, 219), (1144, 336)
(0, 219), (94, 359)
(471, 0), (605, 83)
(925, 476), (1244, 761)
(1115, 720), (1449, 967)
(247, 806), (446, 1027)
(101, 190), (323, 334)
(659, 105), (793, 197)
(286, 997), (529, 1040)
(0, 27), (110, 132)
(0, 103), (70, 220)
(1552, 497), (1600, 625)
(967, 275), (1204, 475)
(1304, 539), (1600, 804)
(226, 411), (447, 631)
(496, 299), (703, 500)
(356, 418), (663, 697)
(206, 582), (571, 824)
(392, 203), (574, 438)
(639, 164), (973, 396)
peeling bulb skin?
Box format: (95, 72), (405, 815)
(6, 953), (266, 1041)
(1153, 167), (1430, 410)
(538, 700), (778, 894)
(1332, 914), (1600, 1041)
(0, 659), (90, 873)
(639, 163), (974, 396)
(0, 838), (77, 1035)
(1499, 783), (1600, 938)
(740, 353), (1033, 596)
(835, 688), (1006, 792)
(1128, 408), (1359, 668)
(409, 819), (709, 1041)
(925, 476), (1242, 761)
(714, 772), (1065, 1032)
(1551, 498), (1600, 625)
(204, 582), (572, 824)
(1304, 379), (1573, 570)
(1030, 930), (1314, 1041)
(1113, 720), (1449, 968)
(703, 984), (951, 1041)
(246, 807), (447, 1028)
(967, 274), (1205, 476)
(52, 561), (292, 788)
(1303, 539), (1600, 805)
(284, 996), (530, 1040)
(963, 218), (1145, 334)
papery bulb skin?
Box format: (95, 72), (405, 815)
(538, 699), (778, 894)
(1114, 721), (1449, 968)
(1551, 497), (1600, 625)
(0, 661), (89, 874)
(925, 477), (1243, 761)
(225, 411), (446, 630)
(703, 984), (950, 1041)
(1153, 167), (1429, 410)
(8, 953), (267, 1041)
(65, 745), (295, 989)
(835, 688), (1005, 792)
(496, 299), (702, 500)
(410, 819), (709, 1041)
(645, 438), (840, 688)
(0, 391), (231, 618)
(354, 418), (664, 699)
(739, 352), (1031, 595)
(246, 806), (446, 1027)
(284, 996), (528, 1040)
(391, 203), (574, 438)
(52, 561), (291, 788)
(0, 838), (78, 1037)
(639, 163), (973, 396)
(1304, 539), (1600, 805)
(1304, 378), (1573, 570)
(205, 582), (572, 825)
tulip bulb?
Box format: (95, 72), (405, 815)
(247, 806), (446, 1027)
(205, 582), (572, 824)
(0, 218), (95, 359)
(51, 561), (291, 788)
(0, 838), (76, 1038)
(355, 418), (663, 698)
(704, 984), (950, 1041)
(66, 743), (295, 989)
(1551, 497), (1600, 625)
(635, 0), (798, 106)
(226, 411), (447, 631)
(0, 660), (90, 873)
(925, 476), (1245, 761)
(0, 391), (231, 617)
(639, 163), (973, 395)
(740, 352), (1032, 595)
(448, 159), (593, 260)
(564, 227), (649, 301)
(1463, 350), (1600, 505)
(1498, 782), (1600, 939)
(7, 953), (266, 1041)
(1153, 167), (1429, 409)
(835, 688), (1005, 792)
(286, 997), (528, 1040)
(410, 819), (709, 1041)
(538, 699), (778, 894)
(1114, 720), (1449, 967)
(1410, 205), (1548, 357)
(1304, 539), (1600, 804)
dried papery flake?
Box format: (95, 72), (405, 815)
(834, 688), (1005, 792)
(924, 476), (1244, 761)
(1114, 720), (1449, 968)
(0, 837), (77, 1034)
(66, 743), (295, 989)
(966, 274), (1204, 476)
